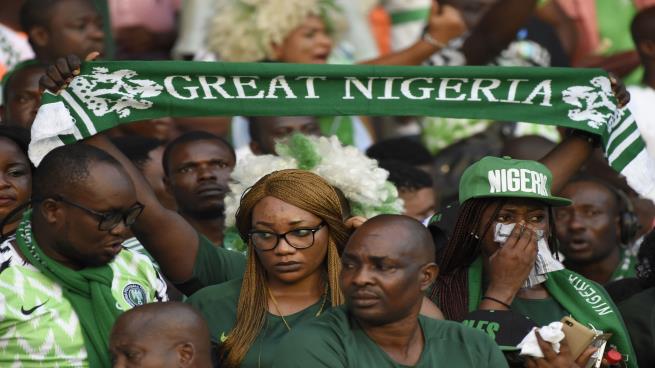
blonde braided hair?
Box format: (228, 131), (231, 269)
(221, 169), (348, 367)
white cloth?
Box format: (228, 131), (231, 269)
(518, 322), (565, 358)
(627, 85), (655, 160)
(494, 223), (564, 288)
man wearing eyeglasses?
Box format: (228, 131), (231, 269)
(0, 143), (168, 367)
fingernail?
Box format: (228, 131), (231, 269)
(73, 69), (80, 75)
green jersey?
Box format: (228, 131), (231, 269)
(272, 306), (508, 368)
(187, 278), (331, 367)
(0, 235), (167, 367)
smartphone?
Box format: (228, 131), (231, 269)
(561, 316), (597, 359)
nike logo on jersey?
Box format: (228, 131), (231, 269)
(220, 332), (229, 343)
(21, 300), (48, 315)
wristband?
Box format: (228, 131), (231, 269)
(482, 295), (511, 309)
(422, 32), (447, 49)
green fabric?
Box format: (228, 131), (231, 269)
(29, 61), (655, 200)
(618, 287), (655, 368)
(187, 278), (330, 367)
(511, 297), (568, 326)
(271, 306), (508, 368)
(467, 257), (637, 367)
(610, 247), (638, 281)
(389, 8), (430, 25)
(187, 234), (246, 290)
(458, 156), (572, 206)
(319, 116), (356, 146)
(14, 210), (119, 368)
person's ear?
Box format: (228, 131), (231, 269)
(176, 342), (195, 367)
(39, 198), (62, 225)
(638, 40), (655, 58)
(419, 263), (439, 291)
(29, 26), (50, 49)
(250, 141), (263, 155)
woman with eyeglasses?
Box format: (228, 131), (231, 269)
(187, 169), (351, 368)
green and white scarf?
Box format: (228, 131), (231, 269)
(468, 257), (637, 367)
(15, 210), (120, 368)
(28, 61), (655, 201)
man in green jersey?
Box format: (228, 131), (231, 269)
(272, 215), (508, 368)
(110, 302), (212, 368)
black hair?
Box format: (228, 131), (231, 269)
(161, 131), (235, 176)
(366, 137), (433, 166)
(0, 126), (31, 160)
(20, 0), (62, 32)
(631, 6), (655, 44)
(1, 59), (45, 104)
(561, 174), (624, 216)
(32, 143), (122, 200)
(431, 197), (560, 321)
(110, 136), (164, 171)
(637, 229), (655, 288)
(378, 160), (433, 192)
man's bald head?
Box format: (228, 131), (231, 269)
(340, 215), (438, 326)
(632, 6), (655, 60)
(347, 214), (436, 263)
(110, 302), (211, 368)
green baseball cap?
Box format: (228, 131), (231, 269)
(458, 156), (572, 206)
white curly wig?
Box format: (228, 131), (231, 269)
(208, 0), (347, 62)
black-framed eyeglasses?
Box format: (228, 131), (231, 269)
(248, 222), (325, 251)
(54, 196), (145, 231)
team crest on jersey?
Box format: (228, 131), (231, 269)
(123, 283), (147, 307)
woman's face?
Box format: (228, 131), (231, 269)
(0, 137), (31, 228)
(477, 198), (549, 257)
(250, 196), (329, 285)
(271, 15), (333, 64)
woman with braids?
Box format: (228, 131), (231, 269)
(429, 155), (637, 367)
(187, 169), (353, 367)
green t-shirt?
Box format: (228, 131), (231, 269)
(271, 306), (508, 368)
(186, 278), (331, 367)
(0, 235), (167, 367)
(618, 287), (655, 368)
(610, 247), (638, 282)
(511, 297), (569, 326)
(178, 234), (246, 295)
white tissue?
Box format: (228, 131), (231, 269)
(494, 223), (564, 288)
(517, 322), (565, 358)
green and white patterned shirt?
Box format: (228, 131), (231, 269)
(0, 235), (167, 367)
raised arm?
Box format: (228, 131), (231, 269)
(361, 2), (466, 66)
(40, 55), (200, 284)
(460, 0), (538, 66)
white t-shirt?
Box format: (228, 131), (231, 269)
(627, 85), (655, 159)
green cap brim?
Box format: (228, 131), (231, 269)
(469, 191), (572, 207)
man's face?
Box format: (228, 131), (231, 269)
(2, 66), (44, 129)
(400, 187), (436, 222)
(556, 181), (620, 264)
(39, 0), (105, 60)
(250, 116), (322, 155)
(340, 224), (426, 326)
(50, 163), (137, 268)
(166, 139), (235, 217)
(110, 318), (181, 368)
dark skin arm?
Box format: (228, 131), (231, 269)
(460, 0), (538, 66)
(540, 75), (629, 194)
(41, 54), (200, 284)
(362, 2), (466, 65)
